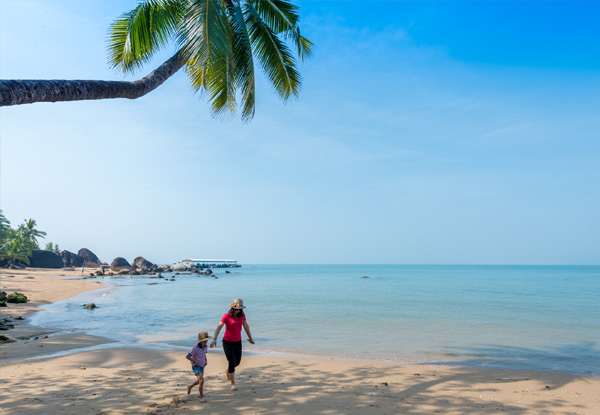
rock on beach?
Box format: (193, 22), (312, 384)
(110, 257), (132, 272)
(78, 248), (102, 268)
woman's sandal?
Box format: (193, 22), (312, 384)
(231, 384), (237, 391)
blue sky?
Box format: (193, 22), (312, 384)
(1, 1), (599, 265)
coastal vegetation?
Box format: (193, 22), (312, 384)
(0, 211), (47, 267)
(0, 0), (313, 121)
(44, 242), (61, 254)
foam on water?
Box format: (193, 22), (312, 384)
(30, 265), (600, 376)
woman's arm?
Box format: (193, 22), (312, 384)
(210, 322), (225, 348)
(243, 321), (255, 344)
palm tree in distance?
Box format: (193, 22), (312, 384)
(18, 219), (47, 249)
(0, 0), (313, 121)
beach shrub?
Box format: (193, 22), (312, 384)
(0, 301), (6, 307)
(6, 292), (28, 303)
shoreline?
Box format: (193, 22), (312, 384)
(0, 268), (116, 361)
(1, 268), (599, 414)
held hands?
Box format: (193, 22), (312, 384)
(209, 339), (217, 348)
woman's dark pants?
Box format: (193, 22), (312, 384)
(222, 339), (242, 374)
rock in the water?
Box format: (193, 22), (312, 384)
(171, 263), (189, 272)
(118, 269), (130, 275)
(111, 257), (132, 272)
(60, 250), (85, 267)
(78, 248), (102, 268)
(6, 292), (28, 303)
(83, 303), (97, 309)
(225, 270), (231, 274)
(28, 250), (63, 269)
(204, 269), (213, 275)
(0, 335), (15, 343)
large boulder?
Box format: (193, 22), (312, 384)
(78, 248), (102, 268)
(156, 264), (173, 273)
(28, 250), (64, 269)
(60, 250), (85, 267)
(171, 263), (190, 272)
(132, 256), (154, 271)
(110, 257), (132, 272)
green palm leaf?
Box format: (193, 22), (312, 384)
(244, 2), (301, 100)
(108, 0), (182, 73)
(180, 0), (231, 88)
(287, 26), (314, 61)
(231, 1), (256, 121)
(248, 0), (299, 33)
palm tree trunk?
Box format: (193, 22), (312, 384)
(0, 51), (185, 107)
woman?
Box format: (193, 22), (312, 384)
(210, 298), (255, 391)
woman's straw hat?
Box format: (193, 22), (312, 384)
(197, 331), (212, 342)
(229, 298), (246, 309)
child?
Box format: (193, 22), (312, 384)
(186, 331), (212, 402)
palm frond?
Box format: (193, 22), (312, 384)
(180, 0), (231, 88)
(204, 51), (236, 117)
(286, 26), (314, 61)
(108, 0), (182, 73)
(244, 2), (301, 101)
(248, 0), (298, 33)
(231, 1), (256, 121)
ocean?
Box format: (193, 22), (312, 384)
(30, 265), (600, 377)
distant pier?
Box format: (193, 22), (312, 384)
(181, 259), (241, 268)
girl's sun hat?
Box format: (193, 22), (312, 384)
(229, 298), (246, 309)
(197, 331), (212, 343)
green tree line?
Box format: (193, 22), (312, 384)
(0, 210), (57, 266)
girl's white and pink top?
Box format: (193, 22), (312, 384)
(188, 343), (208, 367)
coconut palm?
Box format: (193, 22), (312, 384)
(0, 0), (313, 121)
(0, 210), (10, 241)
(0, 229), (33, 265)
(18, 219), (47, 249)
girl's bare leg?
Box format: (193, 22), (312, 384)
(187, 379), (199, 395)
(197, 374), (206, 402)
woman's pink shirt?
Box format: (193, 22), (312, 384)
(221, 312), (246, 342)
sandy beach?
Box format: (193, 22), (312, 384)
(1, 269), (599, 414)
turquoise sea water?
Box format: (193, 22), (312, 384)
(31, 265), (600, 377)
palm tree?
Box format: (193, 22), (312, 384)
(0, 0), (313, 121)
(18, 219), (47, 249)
(0, 229), (32, 266)
(0, 210), (10, 241)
